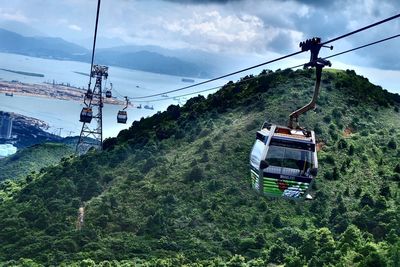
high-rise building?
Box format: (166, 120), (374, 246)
(0, 112), (13, 139)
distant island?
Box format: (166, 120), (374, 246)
(73, 71), (90, 77)
(0, 68), (44, 77)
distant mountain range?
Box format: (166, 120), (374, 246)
(0, 28), (211, 77)
(0, 28), (88, 60)
(96, 49), (209, 78)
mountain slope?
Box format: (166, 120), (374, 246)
(96, 50), (209, 77)
(97, 44), (248, 77)
(0, 143), (73, 182)
(0, 21), (45, 37)
(0, 69), (399, 266)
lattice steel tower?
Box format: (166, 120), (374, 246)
(76, 65), (108, 154)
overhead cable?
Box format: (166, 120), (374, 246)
(128, 13), (400, 100)
(134, 86), (222, 103)
(129, 51), (304, 99)
(321, 13), (400, 45)
(133, 33), (400, 103)
(323, 33), (400, 60)
(291, 33), (400, 69)
(88, 0), (101, 90)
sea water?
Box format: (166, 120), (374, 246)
(0, 52), (225, 138)
(0, 144), (17, 157)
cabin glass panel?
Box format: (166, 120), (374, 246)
(266, 145), (313, 171)
(263, 143), (314, 199)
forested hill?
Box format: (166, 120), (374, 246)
(1, 68), (400, 266)
(0, 143), (73, 182)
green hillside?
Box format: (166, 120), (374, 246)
(0, 69), (400, 266)
(0, 143), (73, 182)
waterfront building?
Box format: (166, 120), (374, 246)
(0, 112), (13, 139)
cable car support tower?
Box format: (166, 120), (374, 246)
(76, 0), (106, 155)
(76, 65), (108, 154)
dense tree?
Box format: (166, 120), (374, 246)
(1, 69), (399, 265)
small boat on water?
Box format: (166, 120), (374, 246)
(5, 93), (13, 97)
(181, 78), (195, 83)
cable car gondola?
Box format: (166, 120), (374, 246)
(117, 96), (129, 124)
(80, 107), (93, 123)
(249, 37), (331, 200)
(117, 110), (127, 123)
(105, 82), (113, 98)
(250, 123), (318, 199)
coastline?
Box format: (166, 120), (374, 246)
(0, 80), (125, 105)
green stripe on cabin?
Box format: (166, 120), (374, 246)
(263, 177), (309, 188)
(250, 170), (259, 187)
(263, 188), (283, 196)
(262, 182), (309, 191)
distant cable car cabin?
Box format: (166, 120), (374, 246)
(80, 107), (93, 123)
(249, 37), (332, 200)
(105, 82), (113, 98)
(117, 96), (129, 124)
(117, 110), (127, 124)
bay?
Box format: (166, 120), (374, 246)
(0, 52), (224, 138)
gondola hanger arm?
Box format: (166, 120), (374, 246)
(288, 37), (332, 129)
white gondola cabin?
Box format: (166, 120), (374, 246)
(250, 123), (318, 200)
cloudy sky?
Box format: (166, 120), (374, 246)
(0, 0), (400, 92)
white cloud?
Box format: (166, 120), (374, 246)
(58, 18), (68, 24)
(0, 8), (29, 23)
(68, 24), (82, 31)
(160, 10), (267, 52)
(93, 0), (311, 54)
(0, 0), (399, 92)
